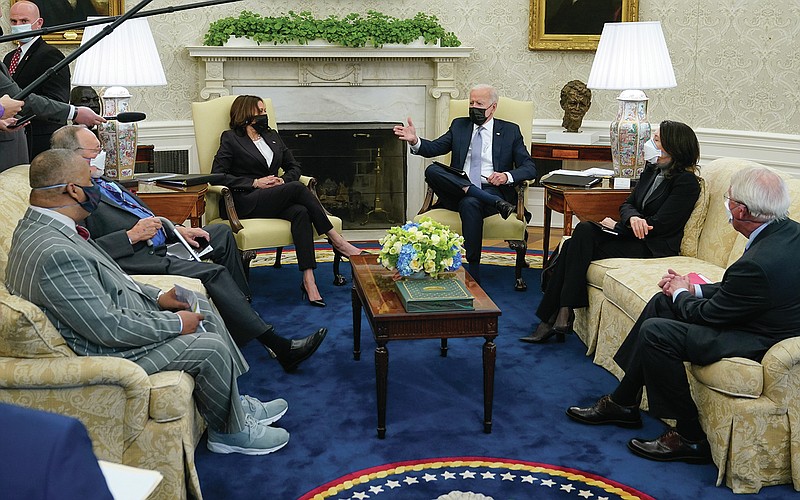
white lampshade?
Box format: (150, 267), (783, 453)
(586, 21), (676, 179)
(72, 18), (167, 87)
(587, 21), (676, 91)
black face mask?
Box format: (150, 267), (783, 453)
(252, 114), (271, 135)
(468, 106), (489, 126)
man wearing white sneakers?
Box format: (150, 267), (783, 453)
(5, 149), (300, 455)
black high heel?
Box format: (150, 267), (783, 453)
(300, 283), (326, 307)
(520, 322), (567, 343)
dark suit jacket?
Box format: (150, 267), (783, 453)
(616, 218), (800, 368)
(415, 117), (537, 205)
(0, 61), (70, 171)
(675, 218), (800, 362)
(615, 164), (701, 257)
(3, 38), (70, 157)
(84, 177), (197, 274)
(211, 128), (303, 218)
(0, 403), (113, 500)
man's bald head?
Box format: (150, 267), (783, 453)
(9, 1), (43, 29)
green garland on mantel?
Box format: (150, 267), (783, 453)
(203, 10), (462, 48)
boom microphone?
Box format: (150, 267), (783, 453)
(107, 112), (147, 123)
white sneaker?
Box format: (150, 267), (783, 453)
(207, 415), (290, 455)
(241, 395), (288, 425)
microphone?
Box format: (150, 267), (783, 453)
(106, 112), (147, 123)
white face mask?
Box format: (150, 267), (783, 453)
(11, 24), (34, 44)
(723, 198), (733, 224)
(90, 150), (106, 178)
(643, 138), (661, 163)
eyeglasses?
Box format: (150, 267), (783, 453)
(75, 146), (102, 154)
(724, 195), (748, 210)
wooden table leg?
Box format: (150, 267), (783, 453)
(352, 286), (362, 361)
(543, 203), (552, 257)
(375, 344), (389, 439)
(482, 339), (496, 434)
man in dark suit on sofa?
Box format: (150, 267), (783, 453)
(393, 84), (537, 282)
(566, 165), (800, 464)
(50, 125), (327, 373)
(3, 1), (71, 158)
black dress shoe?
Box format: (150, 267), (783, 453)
(495, 200), (515, 220)
(566, 395), (642, 428)
(627, 428), (712, 464)
(277, 328), (328, 373)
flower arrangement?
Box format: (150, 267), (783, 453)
(378, 217), (465, 278)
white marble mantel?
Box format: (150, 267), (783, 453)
(187, 44), (474, 217)
(187, 45), (473, 137)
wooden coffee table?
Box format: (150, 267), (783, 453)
(350, 254), (501, 438)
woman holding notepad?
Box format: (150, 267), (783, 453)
(521, 120), (702, 344)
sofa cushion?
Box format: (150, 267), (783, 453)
(689, 357), (763, 398)
(680, 176), (709, 258)
(0, 285), (73, 358)
(601, 256), (727, 321)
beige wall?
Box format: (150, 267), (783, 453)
(3, 0), (797, 135)
(114, 0), (799, 136)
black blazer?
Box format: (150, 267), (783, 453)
(615, 163), (701, 257)
(211, 128), (303, 218)
(83, 178), (173, 272)
(415, 117), (537, 204)
(635, 219), (800, 366)
(3, 38), (70, 157)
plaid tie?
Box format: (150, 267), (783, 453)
(8, 48), (22, 75)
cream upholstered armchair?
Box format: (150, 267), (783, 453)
(414, 97), (534, 290)
(0, 165), (205, 500)
(191, 95), (346, 284)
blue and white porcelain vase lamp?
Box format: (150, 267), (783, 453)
(587, 21), (676, 179)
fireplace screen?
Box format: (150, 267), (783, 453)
(279, 123), (407, 230)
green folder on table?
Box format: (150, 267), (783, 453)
(395, 277), (474, 313)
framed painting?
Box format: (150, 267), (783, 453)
(14, 0), (124, 45)
(529, 0), (639, 50)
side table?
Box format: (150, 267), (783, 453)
(350, 255), (501, 439)
(531, 142), (612, 163)
(542, 184), (631, 255)
(134, 182), (208, 228)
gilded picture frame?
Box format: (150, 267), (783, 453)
(529, 0), (639, 51)
(13, 0), (124, 45)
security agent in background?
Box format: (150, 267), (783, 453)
(3, 1), (71, 158)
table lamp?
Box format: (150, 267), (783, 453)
(586, 21), (676, 179)
(72, 18), (167, 180)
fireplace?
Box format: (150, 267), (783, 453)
(187, 44), (474, 221)
(280, 123), (406, 229)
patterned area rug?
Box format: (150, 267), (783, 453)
(251, 243), (544, 269)
(299, 457), (655, 500)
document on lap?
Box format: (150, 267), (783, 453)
(174, 284), (206, 332)
(687, 272), (711, 285)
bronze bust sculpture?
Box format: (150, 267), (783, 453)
(560, 80), (592, 133)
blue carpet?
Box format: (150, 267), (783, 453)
(194, 261), (794, 499)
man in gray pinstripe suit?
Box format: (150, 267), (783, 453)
(5, 149), (291, 455)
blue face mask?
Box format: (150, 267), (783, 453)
(11, 24), (34, 44)
(33, 182), (102, 214)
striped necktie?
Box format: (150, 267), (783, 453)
(468, 126), (484, 188)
